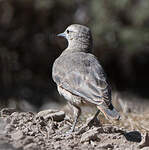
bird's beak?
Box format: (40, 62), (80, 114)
(57, 32), (66, 38)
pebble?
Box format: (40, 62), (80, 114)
(11, 130), (24, 140)
(81, 128), (99, 142)
(37, 109), (65, 122)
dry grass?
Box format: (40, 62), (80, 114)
(118, 111), (149, 133)
(112, 92), (149, 133)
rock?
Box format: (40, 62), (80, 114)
(81, 127), (99, 143)
(138, 133), (149, 149)
(11, 130), (24, 140)
(124, 131), (141, 142)
(53, 141), (61, 149)
(12, 140), (23, 149)
(23, 136), (34, 145)
(1, 108), (17, 117)
(37, 109), (65, 122)
(24, 143), (38, 150)
(98, 143), (114, 149)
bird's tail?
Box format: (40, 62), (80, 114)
(97, 104), (120, 120)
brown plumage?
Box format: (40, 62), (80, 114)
(52, 24), (120, 132)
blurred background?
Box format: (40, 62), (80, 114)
(0, 0), (149, 112)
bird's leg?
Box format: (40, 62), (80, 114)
(87, 110), (100, 127)
(76, 110), (100, 135)
(69, 103), (81, 133)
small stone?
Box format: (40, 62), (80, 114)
(54, 135), (63, 141)
(5, 124), (14, 133)
(124, 131), (141, 142)
(10, 112), (19, 118)
(64, 134), (73, 140)
(81, 127), (99, 142)
(23, 136), (34, 145)
(37, 109), (65, 122)
(98, 143), (114, 149)
(11, 130), (24, 140)
(54, 141), (61, 149)
(90, 140), (97, 147)
(1, 108), (17, 117)
(24, 143), (38, 150)
(112, 135), (117, 139)
(12, 140), (23, 149)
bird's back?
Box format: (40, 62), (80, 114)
(52, 51), (112, 107)
(52, 52), (106, 84)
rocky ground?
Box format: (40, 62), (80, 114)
(0, 102), (149, 150)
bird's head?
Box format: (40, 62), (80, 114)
(57, 24), (93, 53)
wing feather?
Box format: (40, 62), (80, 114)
(52, 52), (111, 106)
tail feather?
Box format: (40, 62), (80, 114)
(97, 104), (120, 120)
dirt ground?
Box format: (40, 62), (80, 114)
(0, 95), (149, 150)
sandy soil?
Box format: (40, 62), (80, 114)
(0, 104), (149, 150)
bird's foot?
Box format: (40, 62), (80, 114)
(87, 115), (100, 127)
(76, 116), (100, 135)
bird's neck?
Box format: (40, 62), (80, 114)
(62, 40), (92, 54)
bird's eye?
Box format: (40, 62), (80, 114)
(66, 30), (69, 34)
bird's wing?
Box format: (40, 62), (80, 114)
(53, 54), (111, 106)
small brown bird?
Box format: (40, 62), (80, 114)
(52, 24), (120, 132)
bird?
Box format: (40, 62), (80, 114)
(52, 24), (120, 132)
